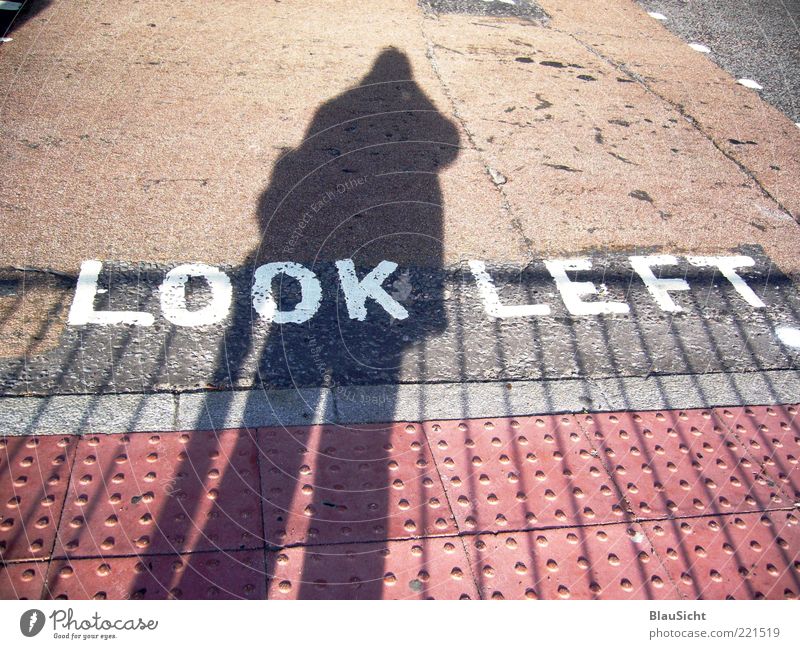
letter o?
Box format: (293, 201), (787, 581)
(159, 263), (232, 327)
(252, 262), (322, 324)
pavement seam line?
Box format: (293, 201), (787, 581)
(39, 438), (80, 599)
(418, 419), (483, 596)
(9, 364), (800, 399)
(6, 371), (800, 435)
(560, 28), (797, 223)
(570, 409), (688, 597)
(250, 426), (271, 593)
(418, 15), (534, 261)
(22, 506), (794, 564)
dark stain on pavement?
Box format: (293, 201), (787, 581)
(629, 189), (654, 203)
(543, 163), (582, 173)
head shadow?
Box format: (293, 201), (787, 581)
(253, 46), (460, 268)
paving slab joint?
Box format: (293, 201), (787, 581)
(561, 29), (795, 221)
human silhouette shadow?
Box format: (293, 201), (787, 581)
(131, 47), (460, 599)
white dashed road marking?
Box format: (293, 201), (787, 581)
(776, 326), (800, 349)
(737, 78), (763, 90)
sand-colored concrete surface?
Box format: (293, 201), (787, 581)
(537, 0), (800, 220)
(0, 0), (514, 270)
(422, 14), (800, 272)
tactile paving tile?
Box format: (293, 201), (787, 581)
(464, 522), (680, 600)
(45, 550), (266, 599)
(577, 410), (787, 520)
(267, 536), (478, 599)
(1, 435), (77, 560)
(258, 422), (456, 547)
(643, 511), (800, 600)
(714, 405), (800, 501)
(0, 561), (47, 599)
(55, 429), (263, 557)
(424, 415), (627, 534)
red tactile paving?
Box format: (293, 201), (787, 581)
(2, 405), (799, 600)
(464, 523), (680, 600)
(258, 422), (456, 547)
(643, 511), (800, 600)
(424, 415), (627, 534)
(267, 536), (478, 600)
(714, 405), (800, 501)
(577, 410), (787, 520)
(44, 549), (266, 599)
(55, 429), (263, 557)
(1, 435), (77, 561)
(0, 561), (47, 599)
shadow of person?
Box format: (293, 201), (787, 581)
(130, 47), (461, 599)
(0, 0), (52, 39)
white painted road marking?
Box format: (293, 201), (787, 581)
(686, 255), (766, 308)
(68, 260), (155, 326)
(737, 78), (763, 90)
(689, 43), (711, 54)
(68, 254), (777, 328)
(252, 261), (322, 324)
(336, 259), (409, 321)
(630, 255), (690, 312)
(544, 258), (630, 316)
(647, 12), (667, 21)
(776, 326), (800, 349)
(469, 260), (551, 318)
(159, 263), (232, 327)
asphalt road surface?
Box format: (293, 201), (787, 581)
(638, 0), (800, 123)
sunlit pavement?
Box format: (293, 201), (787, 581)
(1, 1), (799, 599)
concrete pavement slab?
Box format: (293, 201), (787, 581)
(577, 409), (789, 518)
(258, 421), (456, 547)
(714, 404), (800, 502)
(53, 428), (264, 558)
(0, 0), (518, 271)
(0, 433), (76, 561)
(44, 550), (266, 599)
(267, 535), (479, 599)
(463, 522), (680, 599)
(177, 387), (335, 431)
(0, 559), (48, 600)
(536, 0), (800, 222)
(422, 13), (800, 273)
(0, 392), (175, 436)
(424, 413), (629, 533)
(1, 404), (797, 599)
